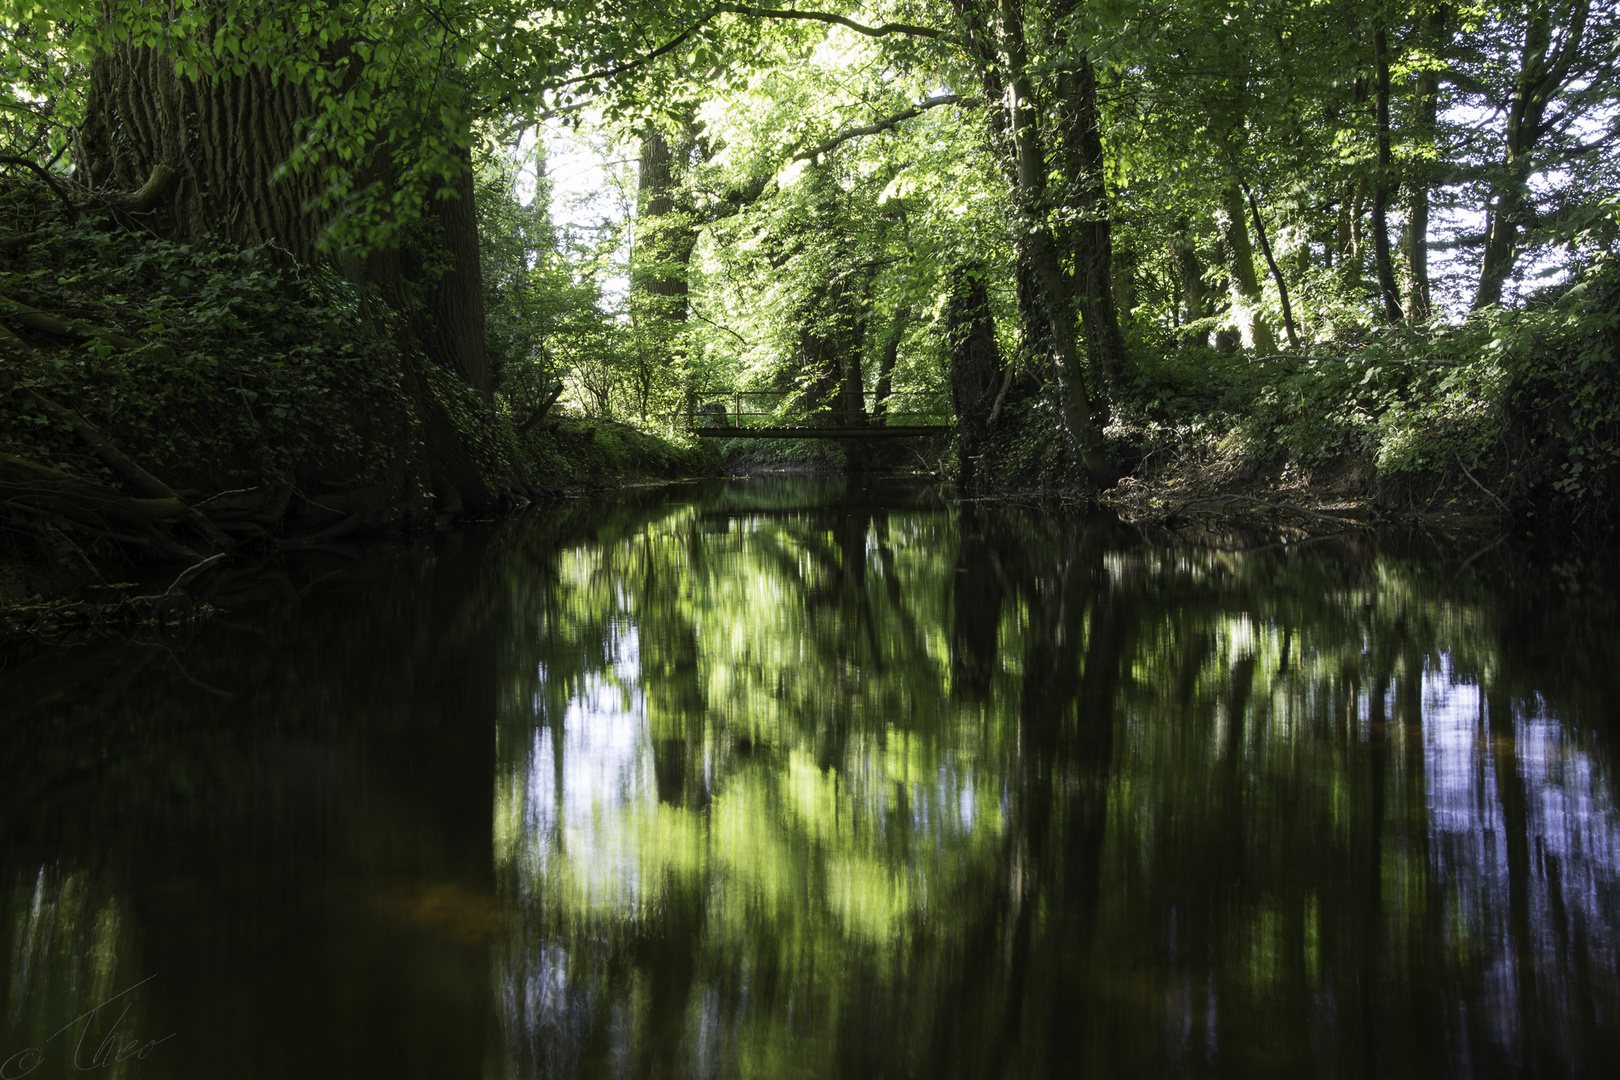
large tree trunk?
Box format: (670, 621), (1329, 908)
(632, 114), (703, 328)
(422, 147), (492, 400)
(77, 42), (499, 508)
(79, 46), (324, 259)
(1000, 1), (1111, 483)
(948, 0), (1113, 488)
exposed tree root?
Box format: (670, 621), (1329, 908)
(0, 294), (141, 350)
(0, 586), (213, 644)
(1159, 493), (1372, 530)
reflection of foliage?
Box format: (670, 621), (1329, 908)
(493, 481), (1620, 1076)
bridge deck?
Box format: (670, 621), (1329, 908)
(693, 425), (953, 439)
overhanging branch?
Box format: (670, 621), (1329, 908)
(534, 4), (953, 109)
(551, 7), (725, 92)
(715, 4), (948, 41)
(794, 95), (978, 161)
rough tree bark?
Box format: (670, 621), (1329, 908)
(75, 41), (499, 512)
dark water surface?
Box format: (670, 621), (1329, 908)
(3, 477), (1618, 1078)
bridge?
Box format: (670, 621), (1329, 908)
(685, 389), (954, 439)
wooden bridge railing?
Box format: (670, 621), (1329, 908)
(684, 389), (953, 437)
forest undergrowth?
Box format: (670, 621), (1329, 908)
(970, 257), (1620, 544)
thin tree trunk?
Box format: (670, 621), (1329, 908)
(1339, 175), (1368, 290)
(1059, 55), (1127, 392)
(1243, 184), (1300, 349)
(1221, 183), (1277, 354)
(1474, 1), (1589, 309)
(947, 265), (1003, 491)
(1173, 222), (1212, 349)
(872, 310), (906, 425)
(1403, 8), (1448, 322)
(1372, 25), (1405, 323)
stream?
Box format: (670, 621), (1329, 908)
(2, 476), (1617, 1078)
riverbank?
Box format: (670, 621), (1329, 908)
(0, 186), (721, 612)
(0, 407), (721, 612)
(960, 254), (1620, 546)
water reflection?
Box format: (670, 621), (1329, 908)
(2, 478), (1618, 1077)
(492, 478), (1620, 1078)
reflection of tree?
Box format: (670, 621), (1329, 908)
(493, 481), (1620, 1077)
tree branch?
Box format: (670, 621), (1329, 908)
(794, 95), (977, 161)
(514, 381), (565, 435)
(691, 308), (752, 347)
(0, 156), (77, 220)
(553, 7), (725, 91)
(533, 5), (952, 111)
(715, 4), (948, 41)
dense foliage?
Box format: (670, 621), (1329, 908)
(1, 0), (1618, 540)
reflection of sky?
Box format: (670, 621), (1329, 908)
(1422, 657), (1620, 1054)
(2, 866), (134, 1060)
(1163, 643), (1620, 1068)
(522, 623), (652, 909)
(512, 606), (995, 922)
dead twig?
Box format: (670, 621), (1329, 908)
(1453, 452), (1510, 514)
(163, 552), (228, 596)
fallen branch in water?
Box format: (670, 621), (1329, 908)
(0, 586), (215, 645)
